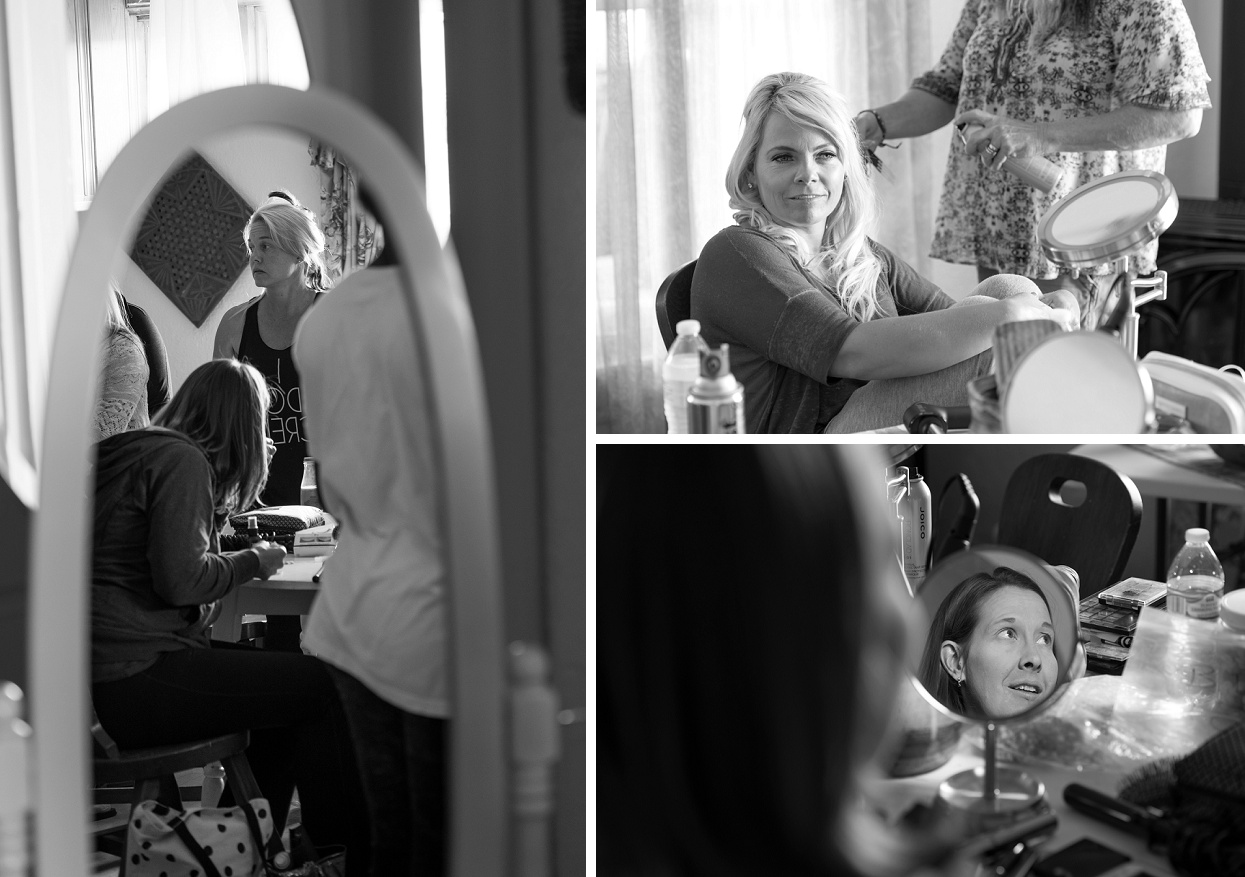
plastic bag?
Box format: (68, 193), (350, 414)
(995, 608), (1245, 771)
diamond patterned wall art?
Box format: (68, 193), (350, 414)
(130, 152), (253, 327)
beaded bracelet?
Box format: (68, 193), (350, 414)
(862, 108), (887, 142)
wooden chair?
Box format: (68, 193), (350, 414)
(655, 260), (697, 350)
(92, 715), (264, 876)
(996, 453), (1143, 600)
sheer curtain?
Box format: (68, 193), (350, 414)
(595, 0), (938, 433)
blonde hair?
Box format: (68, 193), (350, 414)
(104, 287), (136, 339)
(154, 358), (271, 516)
(243, 191), (331, 293)
(726, 72), (885, 324)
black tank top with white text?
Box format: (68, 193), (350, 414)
(238, 300), (306, 507)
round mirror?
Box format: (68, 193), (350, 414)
(912, 546), (1082, 725)
(906, 545), (1085, 829)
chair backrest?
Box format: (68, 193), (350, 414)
(656, 260), (697, 350)
(929, 473), (980, 566)
(996, 453), (1143, 599)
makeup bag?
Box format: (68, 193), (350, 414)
(228, 505), (326, 550)
(1139, 352), (1245, 434)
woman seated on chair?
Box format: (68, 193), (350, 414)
(89, 358), (369, 875)
(917, 567), (1059, 721)
(691, 72), (1080, 434)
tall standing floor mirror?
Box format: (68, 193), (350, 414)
(29, 84), (504, 877)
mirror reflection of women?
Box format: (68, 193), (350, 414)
(214, 191), (331, 509)
(919, 567), (1058, 720)
(215, 190), (330, 651)
(93, 288), (150, 443)
(692, 72), (1078, 434)
(89, 359), (369, 873)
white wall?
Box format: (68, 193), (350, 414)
(104, 126), (322, 392)
(1166, 0), (1222, 199)
(922, 0), (1223, 299)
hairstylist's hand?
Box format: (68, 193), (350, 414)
(854, 111), (883, 151)
(252, 541), (286, 579)
(954, 109), (1051, 171)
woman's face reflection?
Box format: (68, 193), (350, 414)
(954, 586), (1058, 719)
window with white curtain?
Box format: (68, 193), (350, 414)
(595, 0), (939, 434)
(66, 0), (309, 210)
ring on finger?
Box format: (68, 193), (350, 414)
(985, 143), (1000, 156)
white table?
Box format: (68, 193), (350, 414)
(211, 555), (324, 642)
(866, 736), (1178, 876)
(1073, 444), (1245, 576)
(1073, 444), (1245, 506)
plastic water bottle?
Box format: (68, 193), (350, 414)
(1166, 528), (1225, 620)
(201, 761), (226, 809)
(0, 683), (31, 877)
(662, 320), (709, 434)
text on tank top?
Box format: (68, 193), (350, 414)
(238, 299), (307, 507)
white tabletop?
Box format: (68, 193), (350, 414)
(1073, 444), (1245, 506)
(211, 554), (325, 641)
(865, 737), (1177, 876)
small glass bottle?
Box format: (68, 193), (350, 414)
(300, 457), (322, 509)
(1166, 528), (1225, 620)
(246, 514), (261, 545)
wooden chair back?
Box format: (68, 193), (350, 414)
(997, 453), (1143, 599)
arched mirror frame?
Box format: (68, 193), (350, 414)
(29, 84), (505, 877)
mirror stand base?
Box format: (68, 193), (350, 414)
(934, 765), (1050, 834)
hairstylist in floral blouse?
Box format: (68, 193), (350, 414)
(855, 0), (1210, 327)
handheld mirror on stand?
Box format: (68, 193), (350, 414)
(908, 545), (1085, 834)
(1000, 171), (1178, 433)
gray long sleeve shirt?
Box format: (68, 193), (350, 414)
(91, 427), (262, 683)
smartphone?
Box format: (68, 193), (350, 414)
(1079, 595), (1138, 633)
(1033, 838), (1132, 877)
(1097, 577), (1166, 611)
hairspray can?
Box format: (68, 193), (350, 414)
(687, 344), (746, 434)
(904, 467), (932, 587)
(957, 123), (1063, 194)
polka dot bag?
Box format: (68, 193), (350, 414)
(126, 796), (280, 877)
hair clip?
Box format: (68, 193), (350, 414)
(267, 190), (296, 205)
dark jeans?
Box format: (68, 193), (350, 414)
(92, 641), (370, 877)
(325, 664), (448, 877)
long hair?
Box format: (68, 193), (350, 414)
(153, 359), (270, 516)
(1002, 0), (1098, 48)
(917, 566), (1051, 718)
(725, 72), (884, 323)
(599, 447), (951, 877)
(242, 191), (332, 292)
(104, 287), (137, 340)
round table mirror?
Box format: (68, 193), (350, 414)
(908, 545), (1086, 832)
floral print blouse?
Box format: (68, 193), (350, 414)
(913, 0), (1211, 277)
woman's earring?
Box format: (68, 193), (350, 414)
(954, 676), (964, 689)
